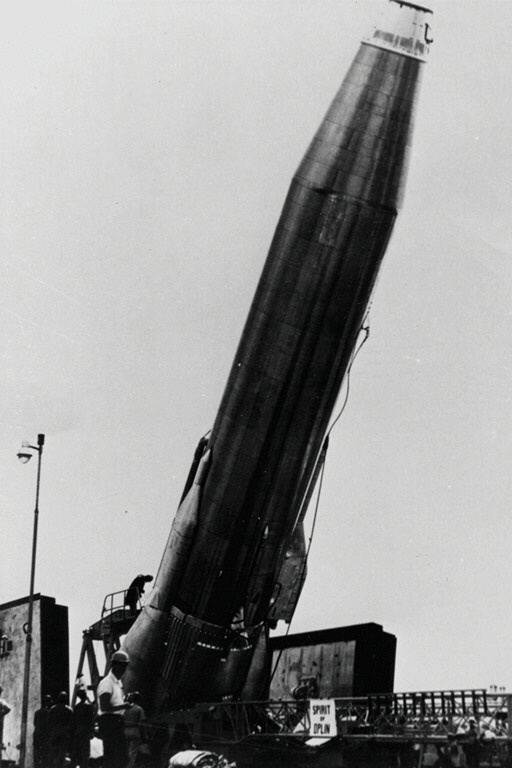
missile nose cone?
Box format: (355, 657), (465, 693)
(363, 0), (433, 62)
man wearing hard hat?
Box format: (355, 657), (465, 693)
(97, 650), (131, 768)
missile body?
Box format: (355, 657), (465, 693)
(122, 0), (432, 712)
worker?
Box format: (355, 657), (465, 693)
(0, 686), (10, 717)
(33, 695), (53, 768)
(49, 692), (73, 768)
(0, 686), (11, 767)
(89, 722), (104, 767)
(71, 688), (94, 768)
(123, 692), (147, 768)
(124, 574), (153, 615)
(97, 650), (131, 768)
(464, 719), (480, 768)
(445, 734), (467, 768)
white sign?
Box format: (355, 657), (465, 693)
(308, 699), (337, 738)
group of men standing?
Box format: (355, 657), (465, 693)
(30, 573), (153, 768)
(33, 649), (146, 768)
(33, 690), (94, 768)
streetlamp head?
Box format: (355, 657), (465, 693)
(17, 442), (32, 464)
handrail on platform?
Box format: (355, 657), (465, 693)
(168, 690), (510, 746)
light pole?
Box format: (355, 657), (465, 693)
(17, 433), (45, 768)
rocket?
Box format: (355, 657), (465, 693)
(122, 0), (432, 713)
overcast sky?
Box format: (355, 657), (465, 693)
(1, 0), (512, 695)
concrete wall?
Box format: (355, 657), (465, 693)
(0, 595), (68, 767)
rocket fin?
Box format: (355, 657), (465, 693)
(268, 521), (307, 624)
(268, 439), (327, 624)
(150, 448), (211, 612)
(121, 447), (211, 711)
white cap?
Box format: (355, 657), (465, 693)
(363, 0), (433, 62)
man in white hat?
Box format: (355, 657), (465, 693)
(97, 650), (131, 768)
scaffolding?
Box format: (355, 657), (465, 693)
(164, 689), (511, 750)
(72, 589), (140, 704)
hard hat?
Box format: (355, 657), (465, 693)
(112, 650), (130, 664)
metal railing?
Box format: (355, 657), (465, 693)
(101, 588), (139, 620)
(166, 690), (510, 746)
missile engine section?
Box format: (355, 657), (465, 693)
(121, 0), (432, 716)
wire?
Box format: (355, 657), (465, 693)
(327, 320), (370, 438)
